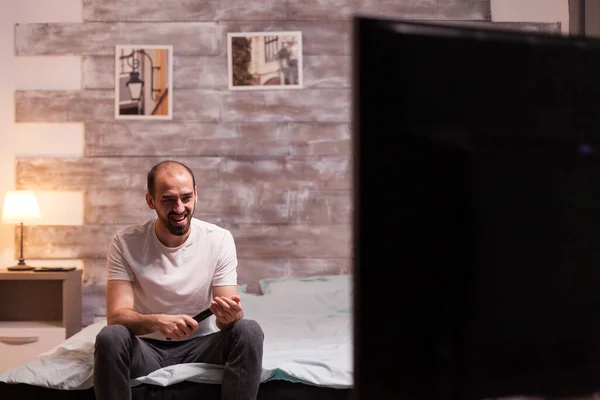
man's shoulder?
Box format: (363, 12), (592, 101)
(192, 218), (231, 235)
(113, 219), (155, 241)
(192, 217), (229, 232)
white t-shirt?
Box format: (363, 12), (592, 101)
(107, 217), (238, 341)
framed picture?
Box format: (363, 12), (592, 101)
(115, 45), (173, 120)
(227, 31), (303, 91)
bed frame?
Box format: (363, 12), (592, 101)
(0, 380), (353, 399)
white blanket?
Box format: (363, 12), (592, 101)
(0, 290), (353, 390)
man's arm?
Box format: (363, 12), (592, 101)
(106, 280), (198, 340)
(106, 280), (156, 335)
(211, 285), (244, 330)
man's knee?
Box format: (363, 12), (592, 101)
(95, 324), (131, 355)
(232, 319), (264, 347)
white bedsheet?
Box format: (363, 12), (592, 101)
(0, 289), (353, 390)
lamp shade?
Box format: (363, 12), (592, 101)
(126, 72), (144, 101)
(1, 190), (41, 224)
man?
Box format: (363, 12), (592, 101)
(93, 160), (264, 400)
(277, 40), (299, 85)
(286, 39), (299, 85)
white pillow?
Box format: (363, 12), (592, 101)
(258, 274), (352, 296)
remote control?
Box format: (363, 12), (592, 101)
(166, 309), (214, 341)
(192, 308), (213, 323)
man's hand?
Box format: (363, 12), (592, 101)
(154, 314), (198, 340)
(210, 295), (243, 329)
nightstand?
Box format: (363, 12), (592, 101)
(0, 269), (83, 373)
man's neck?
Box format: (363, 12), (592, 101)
(154, 221), (191, 248)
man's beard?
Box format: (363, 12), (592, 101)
(159, 209), (193, 236)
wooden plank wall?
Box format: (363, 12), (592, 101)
(12, 0), (561, 325)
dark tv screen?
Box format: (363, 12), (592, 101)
(353, 16), (600, 400)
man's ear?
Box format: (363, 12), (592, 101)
(146, 192), (156, 210)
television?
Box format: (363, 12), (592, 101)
(353, 16), (600, 400)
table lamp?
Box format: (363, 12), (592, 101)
(2, 190), (41, 271)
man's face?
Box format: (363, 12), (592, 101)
(146, 168), (197, 237)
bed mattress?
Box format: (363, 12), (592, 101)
(0, 280), (353, 398)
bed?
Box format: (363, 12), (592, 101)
(0, 275), (353, 399)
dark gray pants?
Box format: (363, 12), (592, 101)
(93, 319), (264, 400)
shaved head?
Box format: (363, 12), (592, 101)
(147, 160), (196, 198)
(145, 160), (198, 244)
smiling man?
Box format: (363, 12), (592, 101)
(93, 160), (264, 400)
